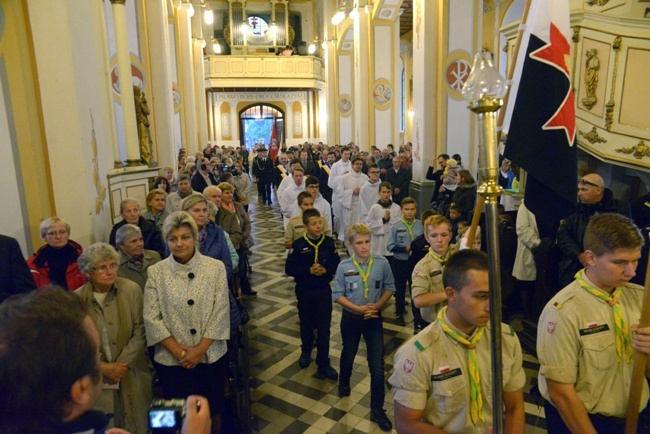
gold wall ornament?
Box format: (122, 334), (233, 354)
(572, 26), (581, 43)
(89, 110), (107, 215)
(605, 100), (615, 131)
(587, 0), (609, 6)
(582, 49), (600, 110)
(615, 140), (650, 159)
(612, 36), (622, 51)
(224, 24), (231, 46)
(579, 126), (607, 144)
(134, 86), (156, 167)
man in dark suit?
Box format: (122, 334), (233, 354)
(191, 157), (219, 193)
(253, 147), (274, 205)
(386, 156), (411, 205)
(299, 149), (319, 177)
(0, 234), (37, 303)
(318, 151), (335, 205)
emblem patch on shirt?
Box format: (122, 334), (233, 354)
(547, 321), (556, 334)
(345, 270), (359, 276)
(403, 358), (415, 374)
(579, 323), (610, 336)
(429, 269), (442, 277)
(413, 268), (420, 276)
(431, 368), (462, 381)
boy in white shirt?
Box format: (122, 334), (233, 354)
(365, 182), (402, 259)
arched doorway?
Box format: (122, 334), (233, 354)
(239, 104), (284, 150)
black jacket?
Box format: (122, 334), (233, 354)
(451, 182), (477, 218)
(285, 234), (340, 292)
(109, 216), (166, 258)
(191, 171), (219, 193)
(386, 167), (412, 205)
(253, 156), (274, 182)
(556, 188), (630, 287)
(0, 235), (36, 303)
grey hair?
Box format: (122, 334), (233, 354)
(39, 217), (71, 239)
(115, 224), (142, 246)
(181, 193), (208, 212)
(203, 185), (221, 196)
(120, 198), (140, 214)
(163, 211), (198, 241)
(206, 201), (218, 218)
(77, 243), (120, 275)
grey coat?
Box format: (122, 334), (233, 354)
(117, 249), (161, 290)
(76, 278), (153, 434)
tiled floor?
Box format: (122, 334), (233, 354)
(241, 189), (548, 433)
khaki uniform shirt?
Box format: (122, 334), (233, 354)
(390, 315), (525, 433)
(537, 274), (649, 417)
(284, 214), (332, 244)
(411, 245), (457, 322)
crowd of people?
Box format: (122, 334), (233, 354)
(3, 140), (650, 433)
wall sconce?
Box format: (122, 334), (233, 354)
(308, 44), (316, 55)
(331, 11), (346, 25)
(204, 8), (213, 25)
(212, 38), (221, 54)
(349, 8), (359, 20)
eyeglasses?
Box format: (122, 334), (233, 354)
(578, 179), (599, 188)
(92, 263), (119, 273)
(46, 230), (68, 237)
(369, 171), (380, 175)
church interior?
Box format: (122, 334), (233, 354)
(1, 0), (650, 433)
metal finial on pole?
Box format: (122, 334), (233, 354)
(462, 51), (508, 434)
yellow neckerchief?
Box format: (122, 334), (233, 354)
(401, 218), (416, 239)
(303, 233), (324, 264)
(428, 247), (450, 265)
(575, 269), (633, 363)
(437, 307), (485, 424)
(352, 254), (374, 300)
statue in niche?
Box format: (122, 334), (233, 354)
(134, 86), (156, 167)
(582, 49), (600, 110)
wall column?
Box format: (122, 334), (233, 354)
(352, 7), (370, 151)
(177, 1), (198, 154)
(207, 89), (215, 142)
(145, 0), (177, 169)
(409, 0), (442, 207)
(111, 0), (140, 165)
(193, 39), (208, 149)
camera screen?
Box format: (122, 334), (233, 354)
(149, 409), (178, 428)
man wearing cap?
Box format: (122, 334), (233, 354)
(253, 147), (274, 206)
(557, 173), (630, 287)
(390, 249), (526, 433)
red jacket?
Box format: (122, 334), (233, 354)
(26, 240), (87, 290)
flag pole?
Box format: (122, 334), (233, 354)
(466, 0), (533, 245)
(624, 258), (650, 433)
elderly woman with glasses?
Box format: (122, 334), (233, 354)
(144, 212), (230, 428)
(27, 217), (87, 290)
(75, 242), (152, 434)
(115, 224), (161, 291)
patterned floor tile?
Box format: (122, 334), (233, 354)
(241, 187), (547, 433)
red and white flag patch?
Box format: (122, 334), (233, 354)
(547, 321), (556, 334)
(403, 358), (415, 374)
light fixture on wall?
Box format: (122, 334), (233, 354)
(271, 21), (277, 35)
(212, 37), (222, 54)
(307, 44), (316, 55)
(349, 8), (359, 20)
(204, 5), (213, 25)
(331, 11), (346, 25)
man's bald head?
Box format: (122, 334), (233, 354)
(578, 173), (605, 204)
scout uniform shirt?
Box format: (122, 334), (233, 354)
(332, 255), (396, 313)
(387, 219), (424, 261)
(537, 272), (650, 418)
(389, 313), (526, 433)
(284, 214), (332, 244)
(411, 245), (458, 323)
